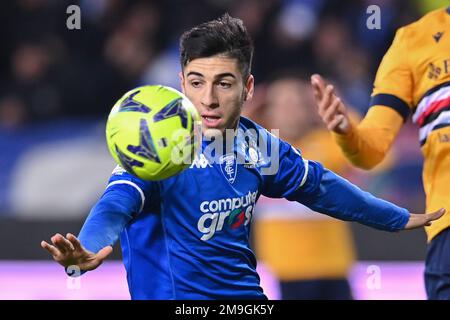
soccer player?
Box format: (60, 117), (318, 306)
(42, 14), (443, 300)
(311, 6), (450, 299)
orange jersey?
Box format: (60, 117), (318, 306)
(336, 7), (450, 241)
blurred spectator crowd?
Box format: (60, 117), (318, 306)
(0, 0), (435, 127)
(1, 0), (444, 218)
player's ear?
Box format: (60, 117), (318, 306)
(179, 71), (186, 94)
(244, 74), (254, 101)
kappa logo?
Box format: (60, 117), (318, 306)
(190, 153), (212, 169)
(111, 165), (126, 175)
(220, 153), (237, 184)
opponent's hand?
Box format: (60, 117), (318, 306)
(311, 74), (351, 134)
(404, 208), (446, 230)
(41, 233), (113, 272)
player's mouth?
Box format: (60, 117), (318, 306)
(201, 114), (222, 128)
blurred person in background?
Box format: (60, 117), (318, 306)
(311, 6), (450, 299)
(0, 40), (62, 128)
(245, 76), (356, 299)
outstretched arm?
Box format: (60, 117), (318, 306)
(288, 162), (444, 231)
(259, 132), (442, 231)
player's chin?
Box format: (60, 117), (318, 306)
(202, 127), (224, 138)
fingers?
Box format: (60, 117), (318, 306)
(96, 246), (113, 261)
(51, 233), (75, 254)
(310, 75), (351, 134)
(405, 208), (446, 230)
(427, 208), (446, 223)
(311, 74), (326, 96)
(82, 246), (113, 271)
(424, 208), (446, 226)
(327, 114), (346, 131)
(311, 80), (322, 102)
(311, 74), (336, 118)
(317, 85), (335, 117)
(323, 96), (341, 124)
(66, 233), (83, 251)
(41, 240), (60, 258)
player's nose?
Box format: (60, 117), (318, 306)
(200, 84), (219, 109)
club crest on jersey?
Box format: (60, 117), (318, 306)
(220, 153), (237, 184)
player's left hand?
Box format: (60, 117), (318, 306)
(404, 208), (446, 230)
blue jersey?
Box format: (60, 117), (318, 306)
(78, 116), (409, 299)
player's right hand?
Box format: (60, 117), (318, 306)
(404, 208), (446, 230)
(41, 233), (113, 273)
(311, 74), (351, 135)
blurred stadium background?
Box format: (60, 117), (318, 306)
(0, 0), (447, 299)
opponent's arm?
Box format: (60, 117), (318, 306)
(311, 27), (412, 170)
(311, 75), (404, 169)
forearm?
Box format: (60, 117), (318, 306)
(333, 106), (402, 170)
(78, 188), (137, 254)
(291, 168), (410, 231)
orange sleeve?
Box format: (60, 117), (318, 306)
(371, 27), (413, 117)
(332, 27), (414, 170)
(333, 106), (403, 170)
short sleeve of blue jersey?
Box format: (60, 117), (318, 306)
(260, 133), (323, 199)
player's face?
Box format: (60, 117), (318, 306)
(180, 55), (254, 137)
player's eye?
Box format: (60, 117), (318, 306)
(218, 82), (232, 89)
(190, 80), (203, 88)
